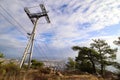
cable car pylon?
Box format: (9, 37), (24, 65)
(19, 4), (50, 69)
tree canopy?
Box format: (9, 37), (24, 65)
(72, 46), (99, 73)
(70, 39), (118, 76)
(90, 39), (117, 76)
(113, 37), (120, 46)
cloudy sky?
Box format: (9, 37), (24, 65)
(0, 0), (120, 61)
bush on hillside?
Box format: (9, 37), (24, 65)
(31, 59), (44, 69)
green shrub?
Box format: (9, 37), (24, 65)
(31, 59), (44, 69)
(0, 53), (4, 58)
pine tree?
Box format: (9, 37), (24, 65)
(72, 46), (99, 73)
(90, 39), (117, 76)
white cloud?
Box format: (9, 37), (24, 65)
(48, 0), (120, 48)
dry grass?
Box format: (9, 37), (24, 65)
(0, 68), (107, 80)
(0, 70), (104, 80)
(21, 70), (104, 80)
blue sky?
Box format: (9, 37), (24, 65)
(0, 0), (120, 61)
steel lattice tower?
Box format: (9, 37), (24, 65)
(20, 4), (50, 69)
